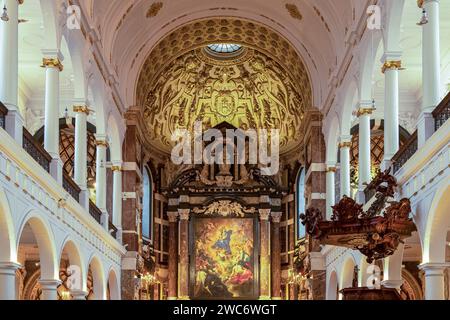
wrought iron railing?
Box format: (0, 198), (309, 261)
(23, 128), (52, 173)
(89, 200), (102, 224)
(433, 91), (450, 131)
(63, 172), (81, 202)
(392, 130), (418, 174)
(0, 101), (7, 129)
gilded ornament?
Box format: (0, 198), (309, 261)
(41, 58), (63, 72)
(381, 60), (402, 74)
(286, 4), (303, 21)
(73, 105), (90, 115)
(142, 48), (307, 153)
(338, 141), (352, 149)
(192, 200), (256, 217)
(355, 108), (374, 117)
(146, 2), (163, 18)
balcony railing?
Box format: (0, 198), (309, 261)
(63, 172), (81, 202)
(0, 101), (7, 129)
(89, 200), (102, 224)
(433, 91), (450, 131)
(392, 130), (418, 174)
(109, 221), (118, 239)
(23, 128), (52, 173)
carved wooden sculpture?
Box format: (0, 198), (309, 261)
(301, 169), (416, 263)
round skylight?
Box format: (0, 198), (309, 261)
(207, 43), (242, 54)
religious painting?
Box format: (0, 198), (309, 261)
(191, 217), (257, 299)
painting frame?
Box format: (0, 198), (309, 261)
(189, 213), (260, 300)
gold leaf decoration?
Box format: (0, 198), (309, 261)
(286, 4), (302, 21)
(146, 2), (163, 18)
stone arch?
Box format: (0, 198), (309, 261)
(325, 115), (340, 164)
(58, 238), (87, 292)
(16, 213), (59, 281)
(339, 256), (356, 297)
(422, 180), (450, 264)
(0, 187), (17, 262)
(107, 268), (120, 300)
(87, 255), (106, 300)
(340, 80), (359, 137)
(106, 114), (123, 163)
(327, 269), (339, 300)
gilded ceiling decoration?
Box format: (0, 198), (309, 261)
(136, 18), (312, 108)
(285, 4), (303, 21)
(138, 18), (312, 154)
(142, 47), (308, 153)
(146, 2), (163, 18)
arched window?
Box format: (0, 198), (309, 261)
(142, 167), (153, 241)
(296, 168), (306, 239)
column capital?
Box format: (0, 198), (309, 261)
(259, 208), (271, 221)
(41, 57), (64, 72)
(167, 211), (178, 222)
(70, 290), (88, 300)
(355, 107), (374, 117)
(95, 134), (109, 147)
(271, 212), (282, 223)
(419, 262), (450, 274)
(381, 60), (403, 74)
(0, 262), (22, 274)
(326, 166), (337, 173)
(178, 209), (190, 220)
(111, 165), (122, 172)
(418, 0), (439, 8)
(338, 134), (352, 148)
(39, 279), (62, 288)
(73, 105), (90, 115)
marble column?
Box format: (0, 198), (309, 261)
(167, 211), (179, 300)
(112, 163), (123, 242)
(381, 243), (404, 290)
(42, 53), (64, 184)
(178, 209), (190, 300)
(39, 279), (61, 300)
(381, 55), (401, 168)
(271, 212), (282, 300)
(338, 136), (352, 198)
(70, 290), (88, 300)
(357, 103), (373, 203)
(325, 163), (336, 219)
(0, 0), (23, 144)
(73, 104), (90, 209)
(95, 135), (108, 229)
(259, 208), (271, 300)
(419, 263), (448, 300)
(0, 262), (21, 300)
(418, 0), (441, 146)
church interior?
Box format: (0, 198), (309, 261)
(0, 0), (449, 301)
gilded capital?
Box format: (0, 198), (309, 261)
(167, 211), (178, 223)
(381, 60), (402, 74)
(178, 209), (190, 221)
(271, 212), (283, 223)
(326, 167), (337, 173)
(355, 108), (374, 117)
(259, 209), (271, 221)
(111, 166), (122, 172)
(417, 0), (424, 8)
(338, 141), (352, 149)
(95, 139), (109, 148)
(73, 105), (90, 115)
(41, 58), (64, 72)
